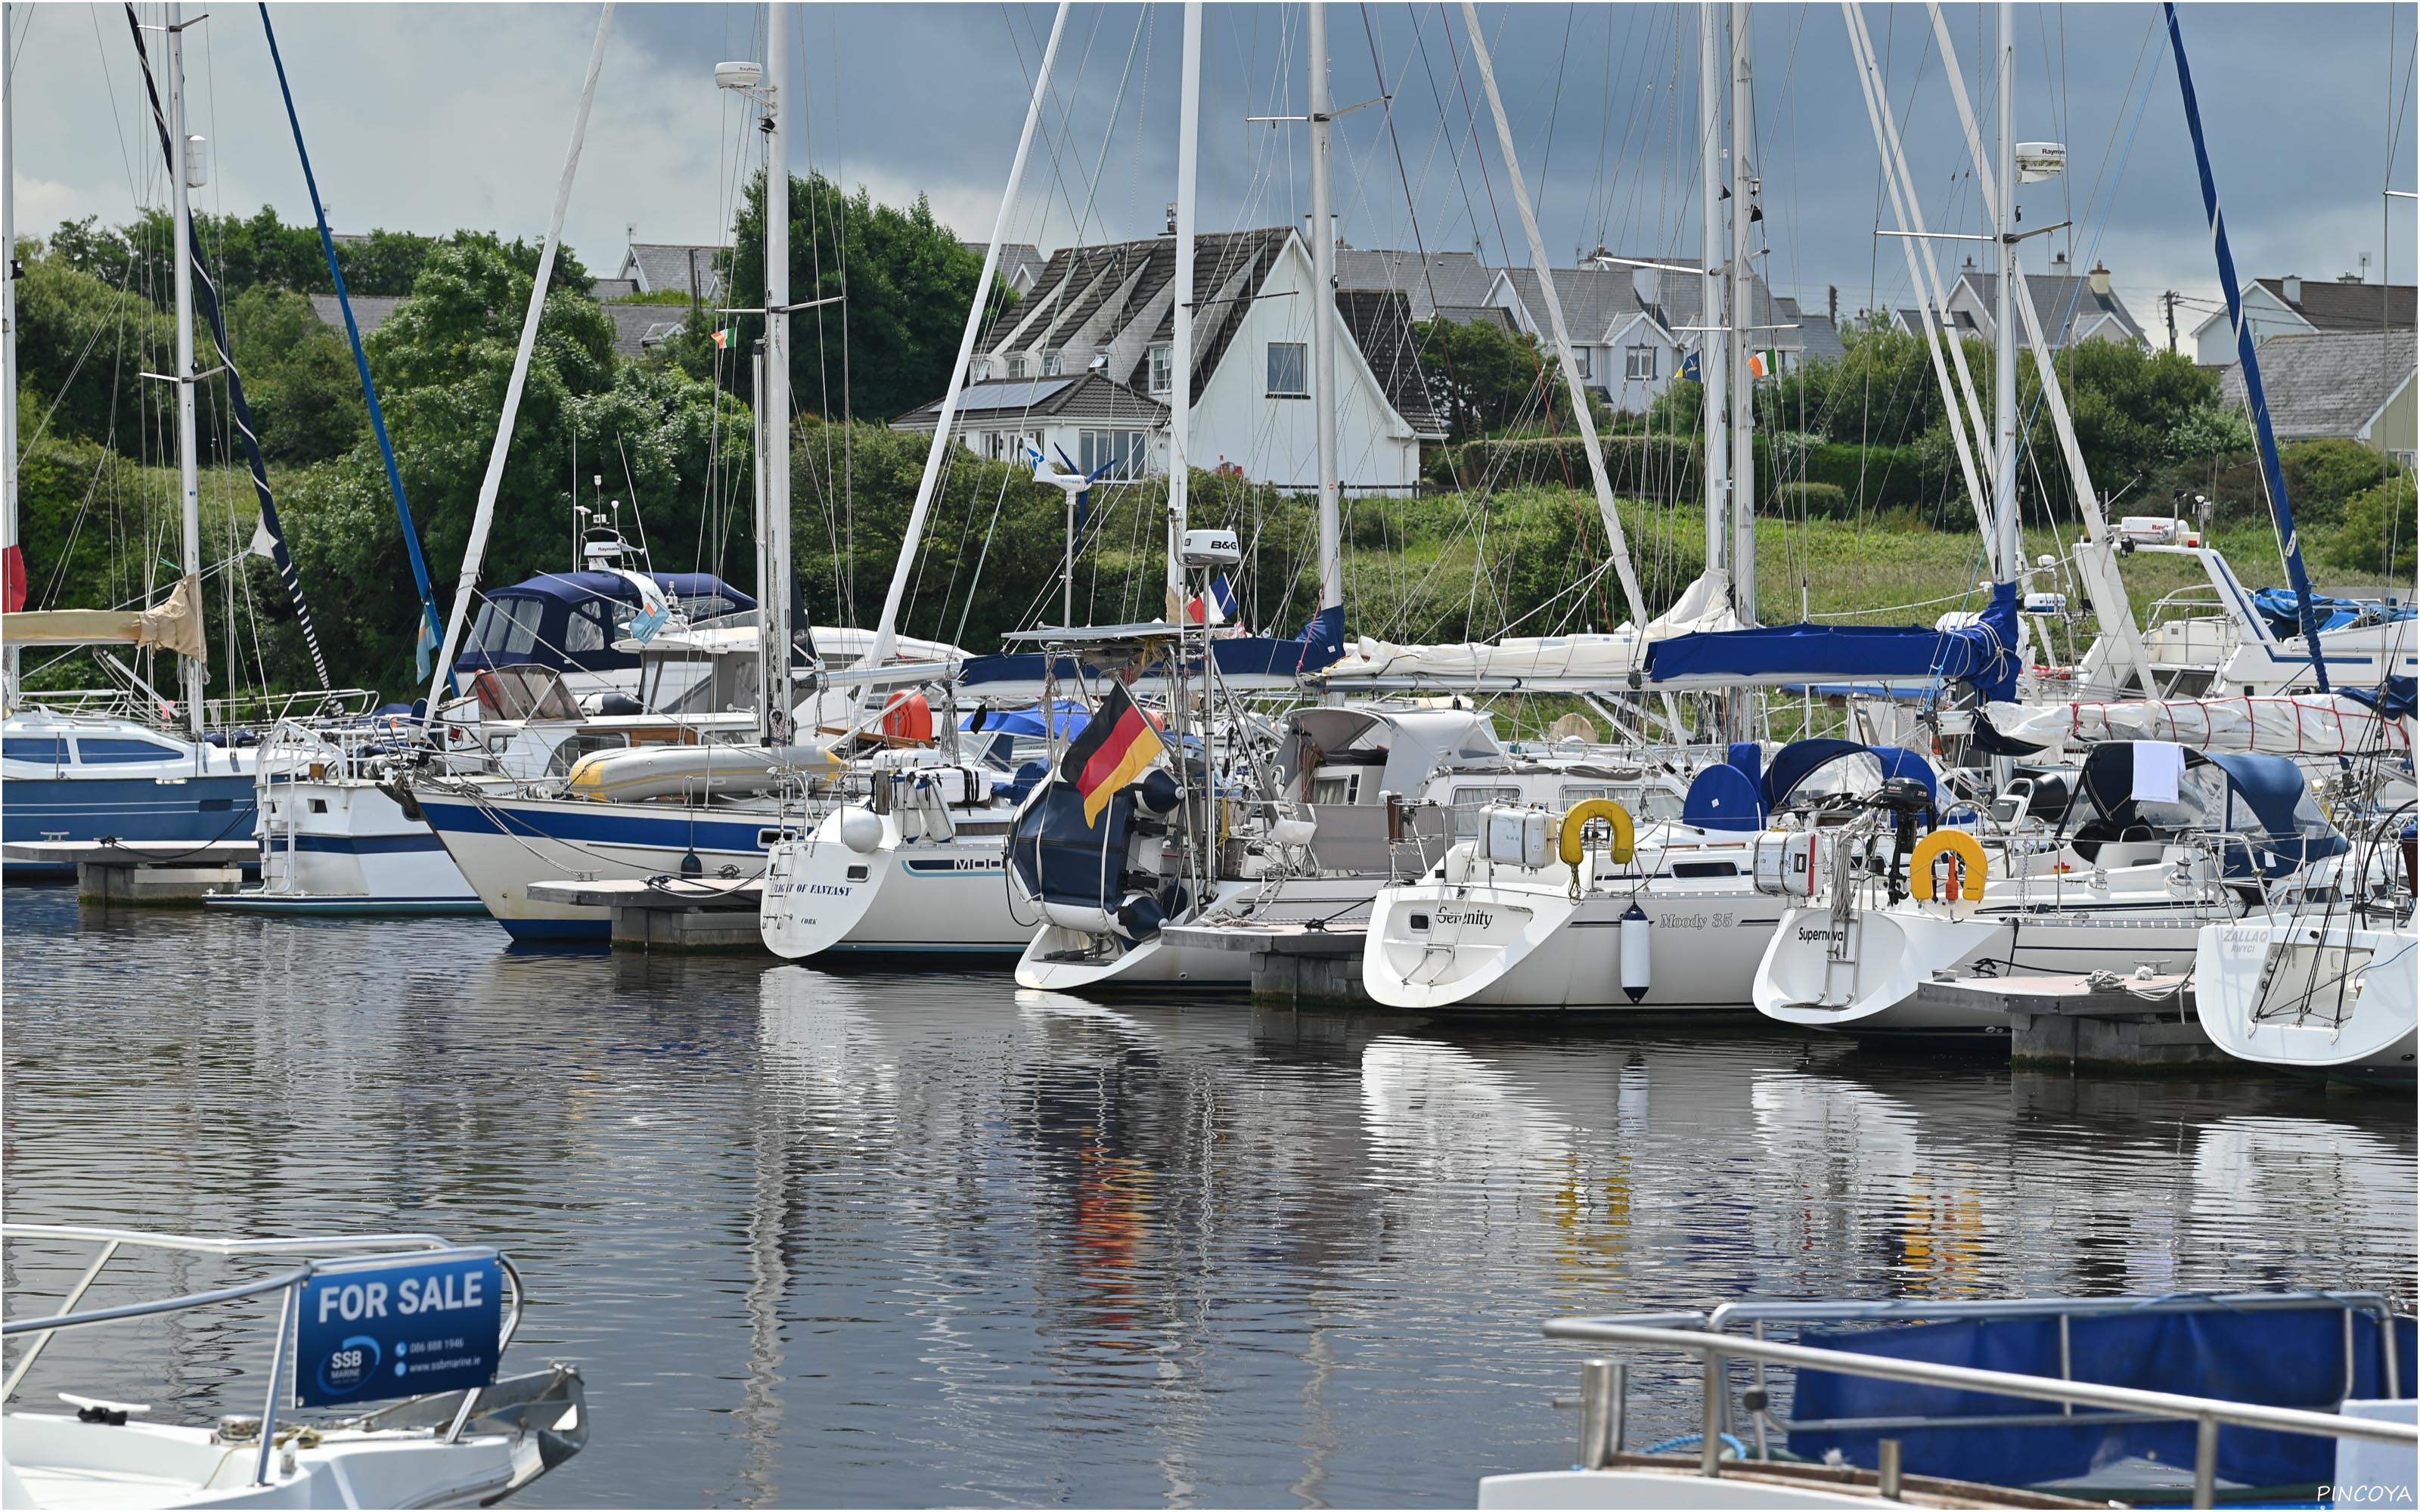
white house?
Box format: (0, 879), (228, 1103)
(1897, 253), (2145, 351)
(616, 238), (729, 304)
(892, 228), (1445, 494)
(1483, 260), (1805, 413)
(2192, 274), (2416, 367)
(2218, 330), (2418, 467)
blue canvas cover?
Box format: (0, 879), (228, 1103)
(2252, 587), (2415, 638)
(1647, 582), (2021, 702)
(1786, 1306), (2416, 1493)
(1760, 741), (1940, 811)
(1683, 764), (1764, 831)
(1009, 782), (1135, 910)
(962, 702), (1087, 740)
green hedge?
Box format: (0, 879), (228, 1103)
(1770, 481), (1851, 519)
(1432, 434), (1701, 496)
(1801, 442), (1930, 511)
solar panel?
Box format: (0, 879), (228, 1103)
(957, 377), (1074, 414)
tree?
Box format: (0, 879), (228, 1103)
(673, 172), (1009, 424)
(1413, 316), (1550, 441)
(11, 236), (175, 448)
(227, 287), (367, 464)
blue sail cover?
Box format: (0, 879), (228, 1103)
(1646, 582), (2021, 702)
(1787, 1306), (2416, 1494)
(2252, 587), (2415, 638)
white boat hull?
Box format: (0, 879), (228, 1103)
(1757, 895), (2242, 1035)
(1363, 877), (1774, 1011)
(2195, 916), (2418, 1079)
(216, 779), (479, 915)
(414, 787), (796, 941)
(1013, 878), (1272, 993)
(761, 808), (1028, 959)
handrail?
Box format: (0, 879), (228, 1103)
(1544, 1317), (2418, 1510)
(4, 1225), (525, 1466)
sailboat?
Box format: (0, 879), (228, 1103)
(2, 5), (361, 870)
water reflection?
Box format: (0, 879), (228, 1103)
(3, 887), (2411, 1507)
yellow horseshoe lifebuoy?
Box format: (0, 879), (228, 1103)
(1559, 798), (1636, 867)
(1910, 829), (1988, 902)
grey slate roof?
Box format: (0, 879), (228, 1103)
(1777, 299), (1845, 364)
(307, 293), (405, 338)
(1334, 249), (1499, 321)
(2254, 277), (2415, 333)
(1959, 270), (2145, 345)
(961, 240), (1048, 291)
(889, 372), (1170, 433)
(590, 277), (641, 301)
(1496, 261), (1793, 352)
(2218, 330), (2416, 442)
(621, 243), (728, 302)
(1336, 290), (1447, 439)
(604, 305), (689, 360)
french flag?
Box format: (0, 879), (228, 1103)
(1185, 574), (1240, 627)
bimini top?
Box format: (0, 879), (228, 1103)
(458, 572), (754, 679)
(1762, 739), (1939, 811)
(1646, 581), (2021, 704)
(2071, 742), (2344, 876)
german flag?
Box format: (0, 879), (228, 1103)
(1060, 683), (1167, 825)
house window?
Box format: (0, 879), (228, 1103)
(1079, 429), (1148, 479)
(972, 358), (991, 383)
(1624, 345), (1658, 381)
(1267, 341), (1308, 397)
(1148, 343), (1173, 395)
(1007, 355), (1029, 380)
(1042, 349), (1064, 377)
(1571, 347), (1591, 380)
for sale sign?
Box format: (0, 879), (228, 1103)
(293, 1250), (503, 1408)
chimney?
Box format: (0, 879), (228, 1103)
(1165, 203), (1177, 237)
(2089, 261), (2111, 297)
(1828, 284), (1838, 324)
(2282, 273), (2303, 305)
(2052, 250), (2071, 273)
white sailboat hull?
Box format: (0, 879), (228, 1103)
(1756, 895), (2245, 1035)
(2195, 916), (2418, 1079)
(1362, 877), (1773, 1011)
(215, 779), (479, 915)
(413, 787), (794, 940)
(761, 807), (1029, 959)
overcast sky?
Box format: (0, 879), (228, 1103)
(10, 2), (2415, 350)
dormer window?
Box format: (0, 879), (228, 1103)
(1148, 343), (1173, 395)
(1042, 349), (1065, 377)
(1007, 355), (1029, 380)
(972, 358), (991, 383)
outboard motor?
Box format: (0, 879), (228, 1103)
(1872, 776), (1935, 904)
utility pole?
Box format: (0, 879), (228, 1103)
(2161, 290), (2178, 355)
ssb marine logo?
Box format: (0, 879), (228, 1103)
(316, 1334), (384, 1397)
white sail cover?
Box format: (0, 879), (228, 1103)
(1985, 694), (2412, 756)
(1327, 569), (1741, 687)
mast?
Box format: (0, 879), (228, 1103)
(867, 1), (1069, 671)
(1990, 0), (2019, 584)
(1167, 0), (1201, 608)
(2163, 2), (2332, 691)
(1698, 3), (1727, 582)
(1727, 0), (1755, 626)
(1308, 1), (1342, 615)
(2, 1), (17, 693)
(759, 0), (794, 745)
(168, 4), (204, 736)
(425, 4), (613, 711)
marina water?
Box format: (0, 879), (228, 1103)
(5, 885), (2412, 1507)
